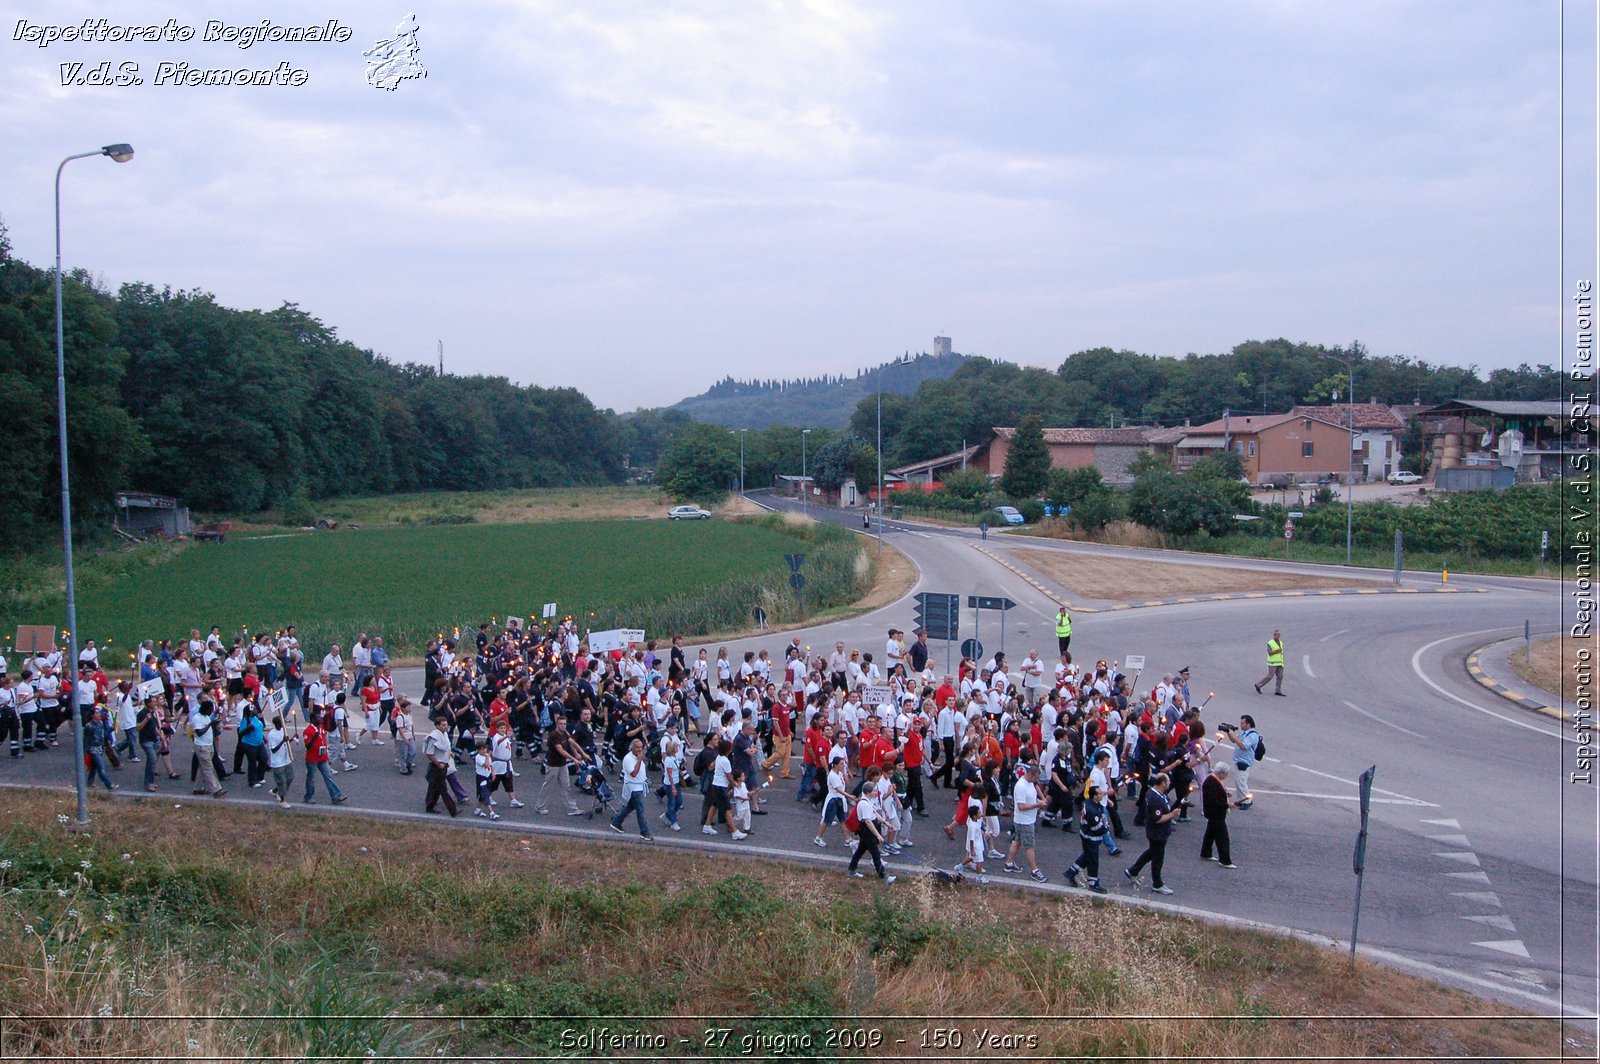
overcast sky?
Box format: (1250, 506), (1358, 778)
(2, 1), (1594, 412)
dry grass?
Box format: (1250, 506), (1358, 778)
(1012, 548), (1363, 601)
(0, 787), (1585, 1063)
(1021, 517), (1168, 549)
(1510, 633), (1588, 702)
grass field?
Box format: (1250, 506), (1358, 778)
(0, 789), (1580, 1062)
(41, 517), (867, 658)
(231, 485), (671, 529)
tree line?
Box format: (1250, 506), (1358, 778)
(0, 230), (638, 554)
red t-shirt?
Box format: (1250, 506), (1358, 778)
(805, 725), (828, 767)
(772, 703), (792, 738)
(303, 724), (328, 763)
(901, 733), (924, 769)
(858, 728), (884, 771)
(935, 683), (956, 709)
(1002, 731), (1021, 761)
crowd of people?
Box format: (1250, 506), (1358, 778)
(0, 620), (1268, 895)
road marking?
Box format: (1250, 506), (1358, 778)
(1246, 788), (1433, 806)
(1410, 631), (1574, 743)
(1472, 939), (1531, 959)
(1426, 833), (1472, 847)
(1451, 891), (1503, 906)
(1421, 818), (1461, 828)
(1320, 628), (1351, 643)
(1462, 914), (1518, 931)
(1341, 699), (1427, 739)
(1434, 851), (1482, 866)
(1444, 871), (1492, 883)
(1302, 654), (1315, 678)
(1287, 762), (1434, 803)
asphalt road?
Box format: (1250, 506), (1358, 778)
(5, 495), (1594, 1022)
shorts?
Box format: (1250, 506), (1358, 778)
(1013, 822), (1036, 849)
(476, 777), (491, 803)
(708, 784), (730, 814)
(227, 678), (244, 696)
(822, 796), (847, 825)
(983, 815), (1000, 837)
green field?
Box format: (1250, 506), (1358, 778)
(45, 516), (866, 658)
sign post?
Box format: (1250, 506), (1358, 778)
(966, 596), (1017, 657)
(1393, 529), (1404, 586)
(1351, 764), (1376, 960)
(786, 554), (806, 618)
(913, 593), (961, 673)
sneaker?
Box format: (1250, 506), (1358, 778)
(371, 740), (385, 746)
(565, 809), (584, 816)
(1088, 882), (1108, 894)
(211, 789), (227, 799)
(329, 768), (339, 776)
(849, 871), (865, 879)
(883, 875), (897, 884)
(536, 807), (550, 815)
(1030, 869), (1048, 882)
(251, 782), (264, 788)
(610, 822), (624, 834)
(1152, 884), (1174, 895)
(987, 849), (1005, 860)
(642, 835), (654, 842)
(1202, 855), (1218, 862)
(489, 812), (501, 821)
(976, 874), (989, 885)
(304, 798), (316, 804)
(1237, 800), (1252, 810)
(145, 784), (159, 792)
(670, 822), (681, 831)
(509, 799), (524, 809)
(813, 836), (827, 848)
(900, 840), (914, 848)
(1002, 863), (1021, 873)
(342, 763), (359, 771)
(1219, 862), (1238, 869)
(703, 826), (717, 836)
(1123, 869), (1142, 886)
(475, 809), (489, 818)
(1064, 867), (1080, 887)
(730, 831), (748, 840)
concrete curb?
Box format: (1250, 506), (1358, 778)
(1465, 640), (1567, 722)
(973, 544), (1490, 613)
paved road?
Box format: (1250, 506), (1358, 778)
(5, 497), (1594, 1021)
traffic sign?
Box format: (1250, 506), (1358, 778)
(914, 592), (960, 641)
(960, 638), (983, 661)
(789, 572), (806, 591)
(785, 553), (806, 571)
(966, 595), (1016, 611)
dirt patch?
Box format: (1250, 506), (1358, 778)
(1012, 548), (1363, 601)
(1017, 518), (1167, 549)
(1510, 634), (1585, 701)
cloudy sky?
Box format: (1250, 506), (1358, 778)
(2, 1), (1593, 412)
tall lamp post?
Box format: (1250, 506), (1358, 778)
(55, 142), (135, 827)
(729, 428), (746, 495)
(800, 428), (811, 515)
(875, 355), (912, 550)
(1329, 349), (1356, 565)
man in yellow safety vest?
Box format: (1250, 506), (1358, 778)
(1254, 630), (1285, 696)
(1054, 606), (1072, 655)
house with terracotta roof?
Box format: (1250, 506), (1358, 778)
(890, 426), (1184, 486)
(1290, 404), (1406, 481)
(1178, 411), (1353, 485)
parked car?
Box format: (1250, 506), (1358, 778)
(1386, 470), (1422, 485)
(667, 505), (712, 520)
(993, 505), (1026, 526)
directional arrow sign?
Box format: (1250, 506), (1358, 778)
(785, 553), (805, 571)
(967, 595), (1016, 611)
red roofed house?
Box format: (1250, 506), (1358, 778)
(1290, 404), (1406, 482)
(1178, 412), (1353, 485)
(960, 426), (1185, 485)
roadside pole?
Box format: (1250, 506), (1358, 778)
(1351, 765), (1376, 960)
(1393, 529), (1403, 586)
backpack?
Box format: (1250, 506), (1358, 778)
(844, 803), (861, 834)
(1254, 736), (1266, 761)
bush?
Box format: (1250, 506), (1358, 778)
(1012, 498), (1045, 523)
(280, 490), (316, 527)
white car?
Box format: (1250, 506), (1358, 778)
(1386, 471), (1422, 485)
(668, 505), (712, 520)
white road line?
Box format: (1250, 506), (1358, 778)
(1426, 833), (1472, 847)
(1421, 818), (1462, 828)
(1286, 762), (1433, 803)
(1342, 699), (1427, 739)
(1444, 870), (1492, 883)
(1246, 788), (1433, 806)
(1410, 631), (1573, 743)
(1473, 939), (1531, 959)
(1302, 654), (1315, 678)
(1434, 851), (1482, 866)
(1462, 914), (1518, 931)
(1319, 628), (1351, 643)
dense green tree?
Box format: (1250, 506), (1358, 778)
(657, 422), (738, 503)
(1001, 414), (1051, 498)
(811, 433), (877, 491)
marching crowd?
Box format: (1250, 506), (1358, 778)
(0, 618), (1270, 896)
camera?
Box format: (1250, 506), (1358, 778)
(1217, 722), (1237, 733)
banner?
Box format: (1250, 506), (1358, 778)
(587, 628), (644, 653)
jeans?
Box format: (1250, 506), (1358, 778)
(664, 782), (682, 826)
(241, 743), (267, 787)
(304, 760), (342, 802)
(88, 749), (114, 789)
(611, 789), (652, 837)
(271, 763), (295, 799)
(848, 830), (886, 877)
(397, 737), (416, 773)
(796, 762), (818, 801)
(140, 739), (160, 787)
(117, 726), (140, 758)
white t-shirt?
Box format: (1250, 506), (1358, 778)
(190, 709), (216, 749)
(854, 794), (879, 829)
(621, 751), (648, 794)
(711, 754), (732, 789)
(1012, 777), (1040, 826)
(266, 726), (293, 769)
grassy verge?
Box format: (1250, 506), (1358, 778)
(0, 789), (1580, 1062)
(1510, 634), (1587, 701)
(14, 516), (871, 657)
(215, 485), (669, 531)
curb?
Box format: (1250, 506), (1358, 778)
(1465, 641), (1567, 722)
(973, 544), (1490, 613)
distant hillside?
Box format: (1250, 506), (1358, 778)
(669, 351), (971, 429)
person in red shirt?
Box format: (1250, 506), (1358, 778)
(486, 688), (510, 738)
(857, 722), (885, 774)
(799, 713), (828, 802)
(763, 695), (794, 779)
(901, 722), (926, 815)
(302, 708), (346, 804)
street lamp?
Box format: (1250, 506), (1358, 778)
(801, 428), (811, 515)
(876, 355), (912, 549)
(1329, 348), (1356, 566)
(55, 142), (134, 827)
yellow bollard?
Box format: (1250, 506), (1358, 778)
(1441, 568), (1448, 584)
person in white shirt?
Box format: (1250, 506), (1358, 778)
(847, 766), (895, 882)
(1003, 762), (1048, 880)
(78, 640), (99, 669)
(392, 698), (416, 775)
(884, 629), (905, 674)
(114, 681), (140, 761)
(490, 722), (522, 808)
(265, 715), (295, 803)
(815, 756), (850, 848)
(322, 645), (345, 689)
(189, 701), (225, 797)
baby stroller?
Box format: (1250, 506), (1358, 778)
(575, 763), (615, 820)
